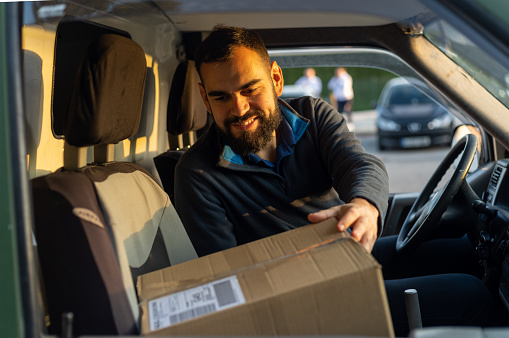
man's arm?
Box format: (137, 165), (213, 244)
(304, 98), (389, 252)
(308, 198), (379, 253)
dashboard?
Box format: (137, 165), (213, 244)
(476, 159), (509, 311)
(486, 159), (509, 207)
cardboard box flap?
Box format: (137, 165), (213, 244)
(236, 236), (378, 299)
(137, 218), (352, 301)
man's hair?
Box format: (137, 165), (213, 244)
(195, 25), (271, 78)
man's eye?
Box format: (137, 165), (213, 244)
(243, 88), (257, 95)
(214, 96), (228, 102)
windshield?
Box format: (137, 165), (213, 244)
(423, 18), (509, 109)
(388, 85), (434, 105)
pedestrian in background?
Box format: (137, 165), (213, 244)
(328, 67), (354, 122)
(295, 67), (322, 98)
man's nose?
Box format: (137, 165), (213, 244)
(231, 94), (249, 116)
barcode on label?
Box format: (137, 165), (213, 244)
(214, 280), (237, 307)
(151, 300), (160, 329)
(148, 275), (246, 331)
(170, 303), (216, 325)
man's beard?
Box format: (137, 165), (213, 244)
(216, 101), (282, 157)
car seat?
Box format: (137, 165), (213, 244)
(31, 33), (197, 335)
(153, 60), (211, 202)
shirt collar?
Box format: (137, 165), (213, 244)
(221, 102), (309, 165)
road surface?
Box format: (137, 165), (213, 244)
(351, 110), (449, 193)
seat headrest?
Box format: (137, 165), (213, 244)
(64, 34), (147, 147)
(167, 60), (208, 135)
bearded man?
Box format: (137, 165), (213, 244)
(174, 25), (494, 337)
(174, 25), (387, 256)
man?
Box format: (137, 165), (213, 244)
(175, 25), (387, 257)
(175, 25), (493, 336)
(328, 67), (354, 122)
(295, 67), (322, 98)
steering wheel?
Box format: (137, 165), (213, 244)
(396, 134), (478, 253)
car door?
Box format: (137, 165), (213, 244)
(0, 3), (39, 338)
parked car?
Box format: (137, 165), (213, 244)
(280, 84), (316, 100)
(376, 77), (454, 150)
(4, 1), (509, 338)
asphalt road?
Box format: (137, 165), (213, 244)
(351, 110), (450, 193)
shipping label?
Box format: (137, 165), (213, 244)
(148, 275), (246, 331)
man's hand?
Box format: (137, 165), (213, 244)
(307, 198), (379, 253)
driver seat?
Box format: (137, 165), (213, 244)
(32, 34), (196, 335)
(154, 60), (211, 203)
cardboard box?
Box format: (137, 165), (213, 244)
(137, 218), (394, 337)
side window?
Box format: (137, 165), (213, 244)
(281, 66), (462, 194)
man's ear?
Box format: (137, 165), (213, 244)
(198, 83), (213, 114)
(271, 61), (284, 97)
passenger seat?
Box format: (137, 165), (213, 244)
(32, 34), (196, 335)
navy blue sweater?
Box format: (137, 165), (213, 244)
(175, 97), (389, 257)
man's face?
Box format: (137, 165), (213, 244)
(199, 47), (284, 156)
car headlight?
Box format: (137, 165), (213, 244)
(428, 114), (452, 129)
(378, 116), (401, 131)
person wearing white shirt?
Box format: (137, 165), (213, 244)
(295, 68), (322, 98)
(328, 67), (354, 122)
